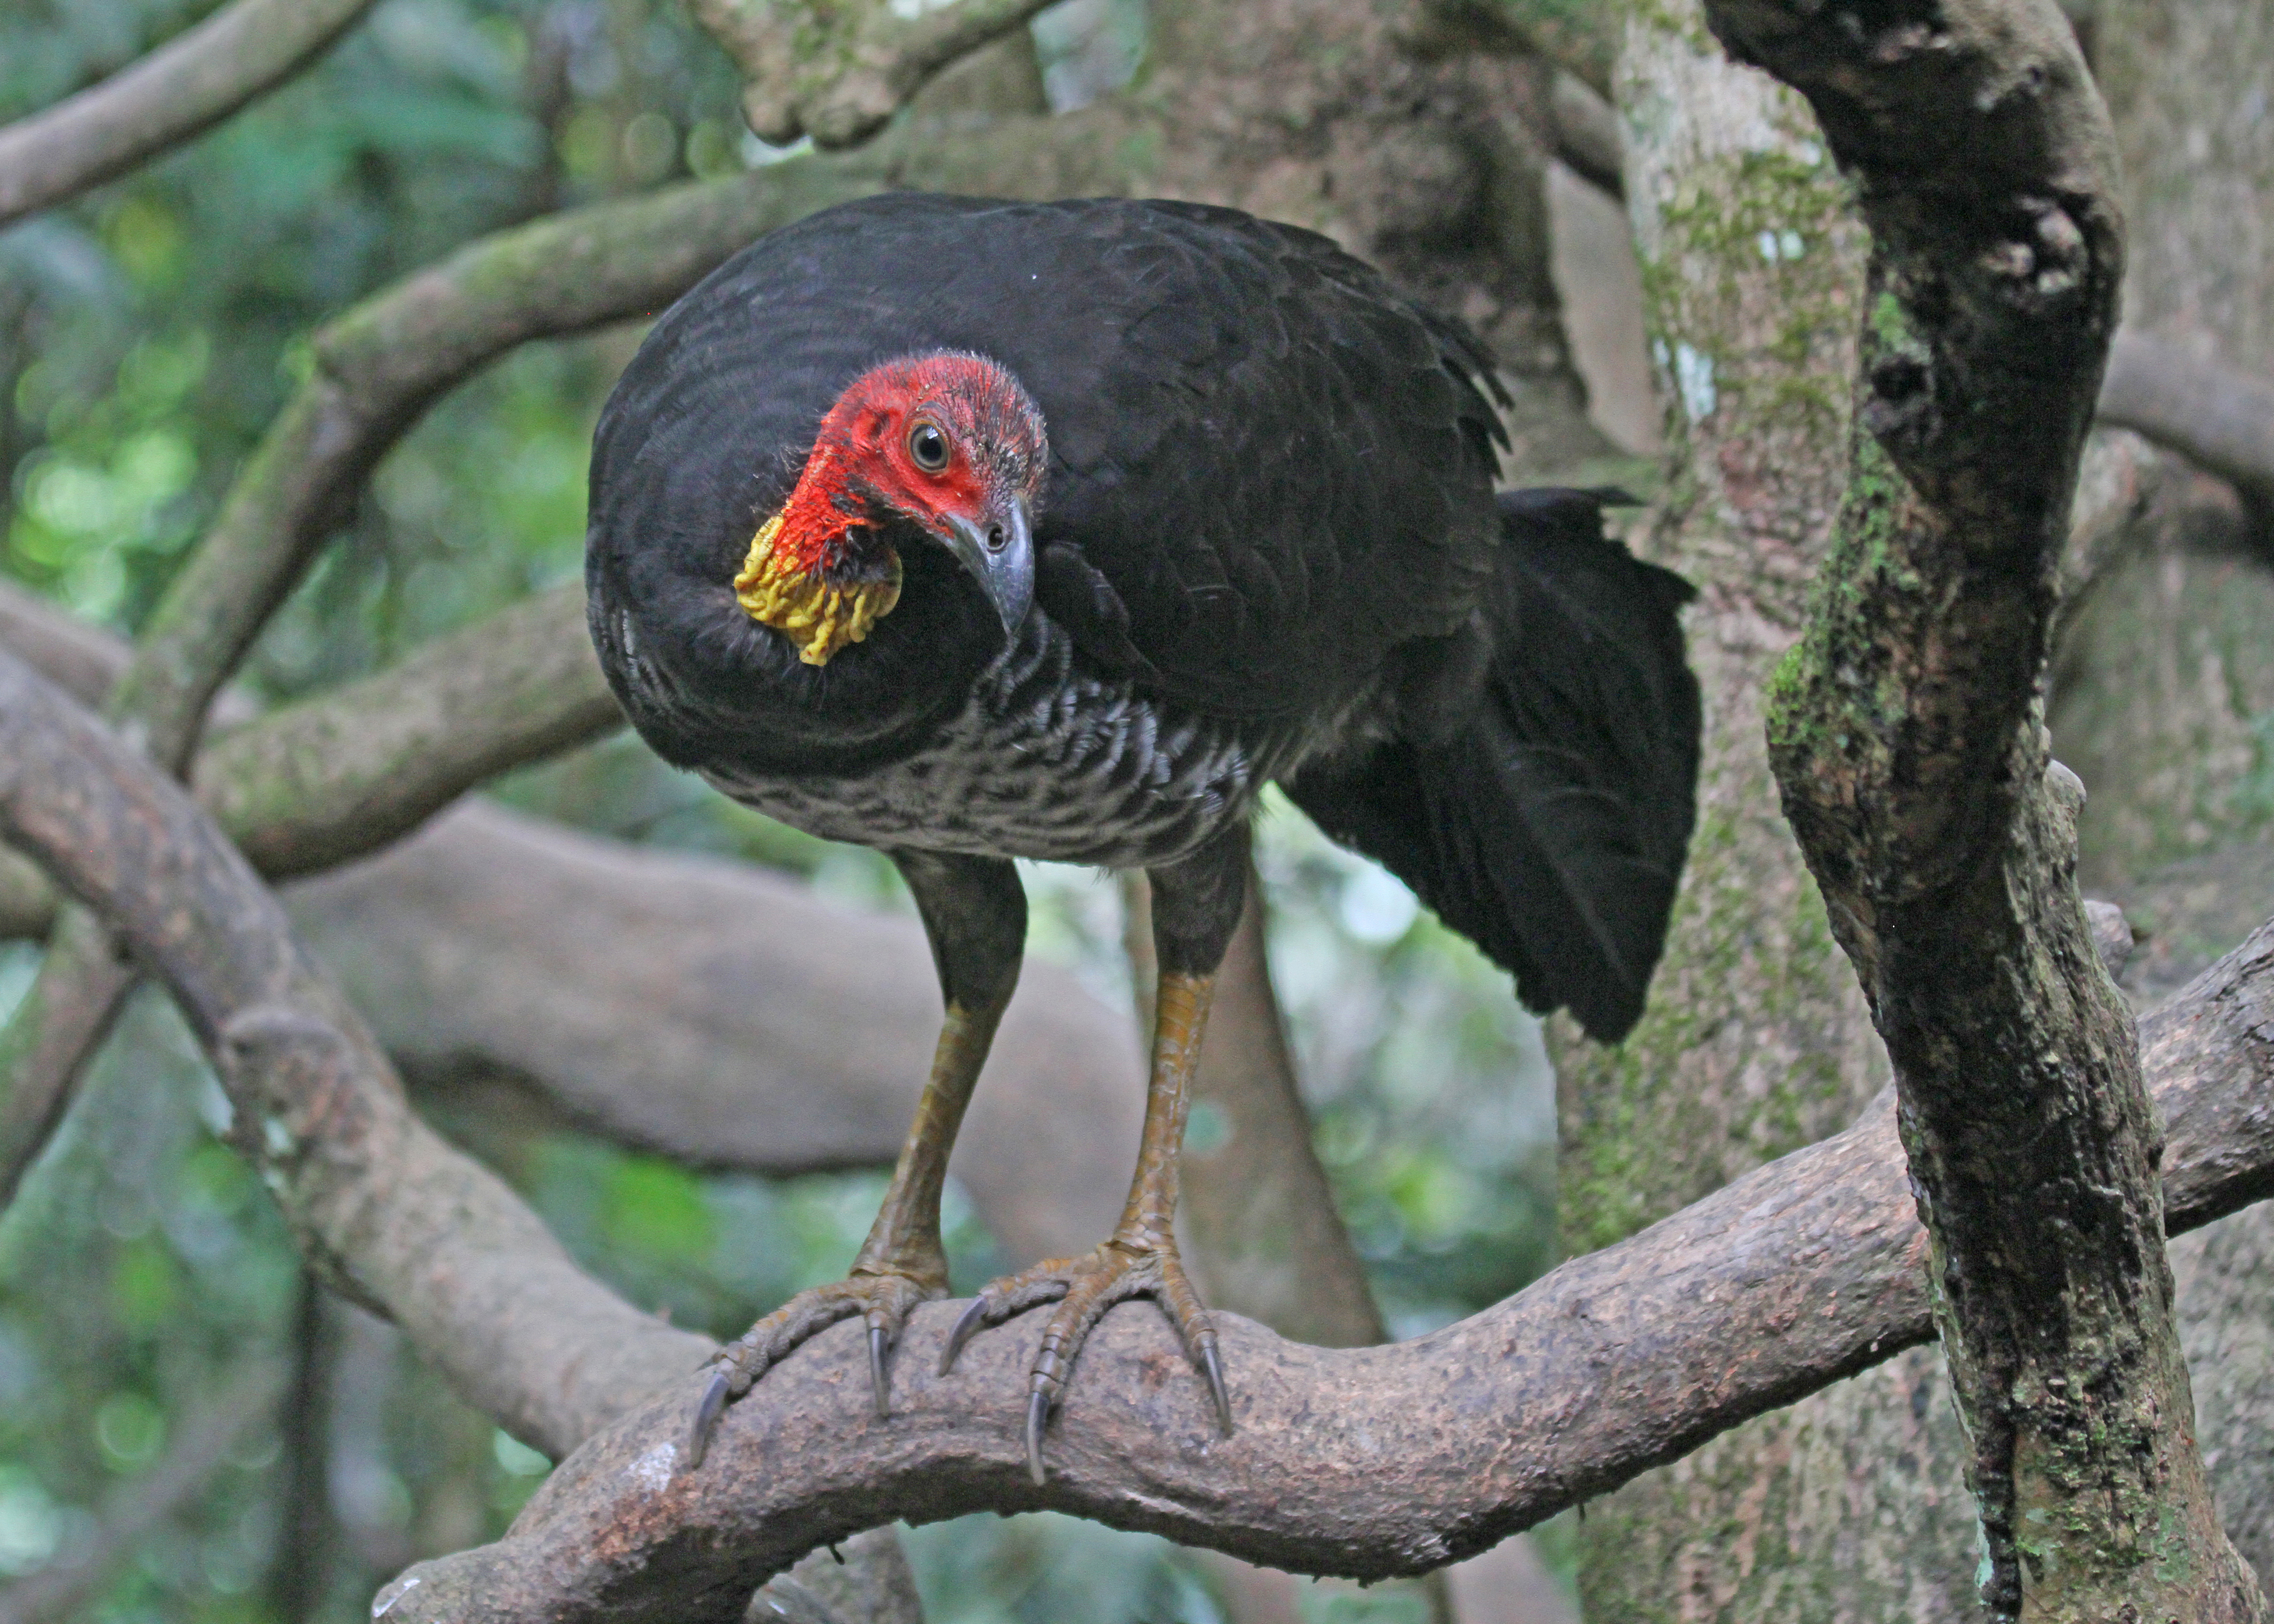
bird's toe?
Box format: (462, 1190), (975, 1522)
(940, 1241), (1229, 1483)
(685, 1268), (942, 1469)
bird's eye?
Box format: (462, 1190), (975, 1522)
(907, 420), (950, 473)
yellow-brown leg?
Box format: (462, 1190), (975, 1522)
(939, 827), (1250, 1483)
(939, 971), (1229, 1481)
(687, 851), (1024, 1468)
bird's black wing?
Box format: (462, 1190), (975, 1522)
(591, 193), (1507, 722)
(1285, 490), (1701, 1043)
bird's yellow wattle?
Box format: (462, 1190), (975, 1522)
(733, 514), (903, 666)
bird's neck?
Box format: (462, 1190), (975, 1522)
(733, 448), (903, 667)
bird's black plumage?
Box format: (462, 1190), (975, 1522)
(588, 192), (1699, 1042)
(1284, 488), (1701, 1040)
(589, 194), (1504, 731)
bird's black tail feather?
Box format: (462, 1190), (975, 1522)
(1283, 488), (1701, 1043)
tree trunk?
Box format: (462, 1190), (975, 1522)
(2050, 0), (2274, 1536)
(1566, 0), (2274, 1609)
(1552, 4), (1958, 1615)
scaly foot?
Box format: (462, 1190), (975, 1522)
(688, 1266), (940, 1466)
(939, 1238), (1232, 1483)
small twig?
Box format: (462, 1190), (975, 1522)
(0, 0), (378, 229)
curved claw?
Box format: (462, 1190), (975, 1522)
(686, 1365), (732, 1470)
(940, 1295), (991, 1376)
(1025, 1387), (1051, 1485)
(868, 1325), (891, 1419)
(1200, 1339), (1232, 1436)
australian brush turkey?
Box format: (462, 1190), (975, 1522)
(586, 192), (1701, 1482)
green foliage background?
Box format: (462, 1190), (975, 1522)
(0, 2), (1563, 1619)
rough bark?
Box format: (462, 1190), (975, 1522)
(0, 0), (378, 228)
(1737, 0), (2262, 1608)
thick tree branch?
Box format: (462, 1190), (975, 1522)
(379, 910), (2274, 1623)
(1724, 0), (2260, 1612)
(0, 647), (713, 1458)
(2, 636), (2270, 1620)
(690, 0), (1058, 149)
(0, 0), (377, 230)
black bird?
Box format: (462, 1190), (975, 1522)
(586, 192), (1701, 1482)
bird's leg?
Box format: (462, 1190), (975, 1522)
(940, 826), (1249, 1483)
(688, 852), (1023, 1467)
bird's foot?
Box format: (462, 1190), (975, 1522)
(939, 1239), (1231, 1484)
(687, 1266), (942, 1468)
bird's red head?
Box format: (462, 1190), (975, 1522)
(734, 351), (1047, 665)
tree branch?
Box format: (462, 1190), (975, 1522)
(689, 0), (1059, 149)
(1723, 0), (2261, 1611)
(2098, 329), (2274, 510)
(0, 0), (377, 230)
(0, 647), (714, 1458)
(378, 907), (2274, 1623)
(194, 586), (619, 880)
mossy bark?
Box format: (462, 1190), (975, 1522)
(2058, 0), (2274, 1592)
(1557, 3), (1940, 1614)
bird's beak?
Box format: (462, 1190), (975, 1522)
(938, 497), (1035, 638)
